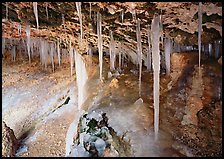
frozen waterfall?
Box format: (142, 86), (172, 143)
(151, 13), (161, 140)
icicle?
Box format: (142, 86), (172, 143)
(74, 50), (88, 110)
(17, 24), (22, 36)
(11, 45), (16, 62)
(45, 3), (49, 20)
(208, 43), (212, 57)
(89, 2), (92, 19)
(6, 2), (8, 20)
(118, 43), (122, 71)
(147, 25), (152, 71)
(57, 39), (61, 66)
(50, 43), (55, 72)
(30, 39), (34, 58)
(136, 18), (143, 97)
(151, 13), (161, 140)
(109, 30), (115, 71)
(2, 37), (5, 56)
(159, 14), (164, 49)
(214, 40), (220, 59)
(76, 2), (83, 45)
(121, 10), (124, 24)
(25, 25), (31, 63)
(198, 2), (202, 69)
(164, 37), (171, 75)
(62, 14), (65, 25)
(97, 12), (103, 81)
(69, 43), (73, 77)
(33, 2), (39, 29)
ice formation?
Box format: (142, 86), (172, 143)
(214, 40), (220, 59)
(74, 50), (88, 110)
(25, 25), (31, 64)
(50, 42), (55, 72)
(97, 12), (103, 81)
(151, 13), (161, 140)
(121, 10), (124, 24)
(89, 2), (92, 19)
(208, 43), (212, 57)
(62, 14), (65, 25)
(69, 45), (74, 77)
(2, 38), (5, 56)
(147, 25), (152, 71)
(109, 30), (116, 71)
(198, 2), (202, 68)
(6, 2), (8, 20)
(118, 43), (122, 70)
(136, 18), (142, 97)
(76, 2), (83, 42)
(164, 37), (171, 75)
(45, 3), (49, 20)
(17, 24), (22, 36)
(57, 39), (61, 66)
(11, 45), (16, 62)
(33, 2), (39, 29)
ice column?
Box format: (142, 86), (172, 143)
(151, 14), (161, 140)
(74, 50), (88, 110)
(136, 18), (143, 97)
(97, 12), (103, 81)
(25, 25), (31, 64)
(147, 25), (152, 71)
(33, 2), (39, 29)
(198, 2), (202, 68)
(164, 37), (171, 75)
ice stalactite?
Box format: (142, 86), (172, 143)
(76, 2), (83, 47)
(208, 43), (212, 57)
(45, 3), (49, 20)
(136, 18), (142, 97)
(159, 14), (164, 49)
(30, 39), (34, 58)
(11, 45), (16, 62)
(17, 24), (22, 36)
(50, 43), (55, 72)
(2, 38), (5, 56)
(25, 25), (31, 64)
(97, 12), (103, 81)
(164, 37), (171, 75)
(69, 41), (74, 77)
(147, 25), (152, 71)
(118, 43), (122, 71)
(109, 30), (116, 71)
(214, 40), (220, 59)
(151, 13), (161, 140)
(6, 2), (8, 20)
(62, 14), (65, 25)
(89, 2), (91, 19)
(121, 10), (124, 24)
(33, 2), (39, 29)
(198, 2), (202, 69)
(74, 50), (88, 110)
(57, 39), (61, 66)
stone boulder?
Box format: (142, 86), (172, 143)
(2, 121), (18, 157)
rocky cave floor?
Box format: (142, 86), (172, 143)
(2, 51), (222, 157)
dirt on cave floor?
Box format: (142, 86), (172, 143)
(2, 50), (222, 157)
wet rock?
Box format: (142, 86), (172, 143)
(2, 121), (18, 157)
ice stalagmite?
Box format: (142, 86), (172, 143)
(33, 2), (39, 29)
(97, 12), (103, 81)
(151, 13), (161, 140)
(136, 18), (142, 97)
(57, 39), (61, 66)
(6, 2), (8, 20)
(147, 25), (152, 71)
(76, 2), (83, 45)
(198, 2), (202, 68)
(109, 30), (115, 71)
(25, 25), (31, 63)
(45, 3), (49, 20)
(74, 50), (88, 110)
(164, 37), (171, 75)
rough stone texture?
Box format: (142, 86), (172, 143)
(2, 121), (18, 157)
